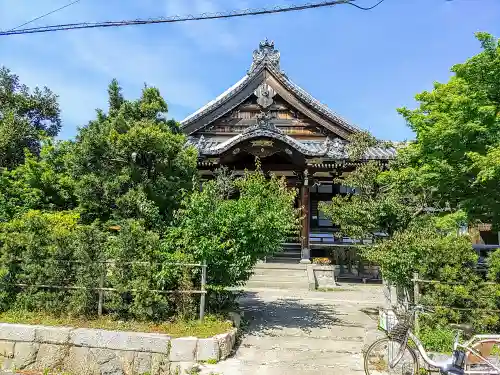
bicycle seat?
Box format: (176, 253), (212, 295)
(450, 323), (473, 335)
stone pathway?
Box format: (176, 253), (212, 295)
(0, 284), (386, 375)
(200, 285), (385, 375)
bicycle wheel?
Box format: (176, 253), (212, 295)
(364, 338), (419, 375)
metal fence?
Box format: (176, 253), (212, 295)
(3, 259), (208, 321)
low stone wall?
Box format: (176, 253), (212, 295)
(333, 265), (380, 279)
(0, 319), (239, 375)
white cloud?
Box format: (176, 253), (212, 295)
(62, 28), (211, 109)
(0, 0), (219, 135)
(0, 0), (310, 138)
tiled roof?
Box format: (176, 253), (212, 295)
(187, 136), (396, 160)
(180, 39), (360, 133)
(180, 75), (249, 125)
(300, 140), (396, 160)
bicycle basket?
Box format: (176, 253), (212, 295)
(379, 309), (398, 332)
(381, 309), (412, 342)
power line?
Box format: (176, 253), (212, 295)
(348, 0), (386, 10)
(7, 0), (82, 31)
(0, 0), (386, 37)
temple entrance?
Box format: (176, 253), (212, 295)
(182, 39), (394, 269)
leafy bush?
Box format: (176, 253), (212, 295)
(418, 326), (456, 353)
(364, 221), (500, 333)
(363, 221), (476, 290)
(0, 140), (76, 222)
(489, 249), (500, 282)
(162, 167), (299, 288)
(0, 210), (81, 314)
(0, 211), (203, 321)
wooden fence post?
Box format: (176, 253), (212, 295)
(98, 263), (106, 317)
(413, 272), (420, 336)
(199, 260), (207, 322)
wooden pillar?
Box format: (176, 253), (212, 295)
(300, 170), (311, 263)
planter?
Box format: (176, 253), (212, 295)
(307, 264), (336, 290)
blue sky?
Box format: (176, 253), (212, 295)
(1, 0), (499, 141)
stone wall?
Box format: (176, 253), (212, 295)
(0, 321), (238, 375)
(332, 265), (381, 279)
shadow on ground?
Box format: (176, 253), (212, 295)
(238, 292), (362, 337)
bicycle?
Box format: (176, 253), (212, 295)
(363, 305), (500, 375)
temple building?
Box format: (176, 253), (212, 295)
(180, 39), (395, 268)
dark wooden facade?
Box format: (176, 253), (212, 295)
(181, 39), (395, 263)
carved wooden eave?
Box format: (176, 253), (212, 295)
(187, 132), (396, 161)
(180, 39), (359, 139)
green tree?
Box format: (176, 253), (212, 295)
(320, 132), (422, 239)
(319, 160), (416, 240)
(320, 32), (500, 335)
(0, 67), (61, 169)
(0, 139), (76, 221)
(398, 32), (500, 228)
(70, 80), (197, 228)
(162, 167), (299, 288)
(322, 33), (500, 241)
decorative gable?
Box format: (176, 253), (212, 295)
(180, 39), (359, 140)
(182, 39), (396, 163)
(194, 94), (330, 138)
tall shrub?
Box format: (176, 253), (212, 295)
(0, 211), (79, 314)
(364, 221), (500, 332)
(70, 81), (197, 229)
(162, 168), (299, 288)
(104, 220), (171, 321)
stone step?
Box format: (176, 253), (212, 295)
(245, 278), (309, 285)
(251, 268), (307, 276)
(280, 247), (302, 255)
(265, 257), (302, 264)
(276, 247), (301, 252)
(244, 280), (310, 290)
(254, 262), (306, 270)
(248, 274), (307, 283)
(267, 258), (301, 264)
(250, 269), (307, 280)
(273, 251), (301, 258)
(280, 247), (301, 252)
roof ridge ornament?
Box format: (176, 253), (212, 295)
(254, 83), (276, 109)
(196, 135), (207, 149)
(322, 136), (346, 158)
(248, 38), (281, 75)
(243, 111), (282, 134)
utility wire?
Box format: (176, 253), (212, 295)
(0, 0), (386, 37)
(348, 0), (385, 10)
(7, 0), (82, 31)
